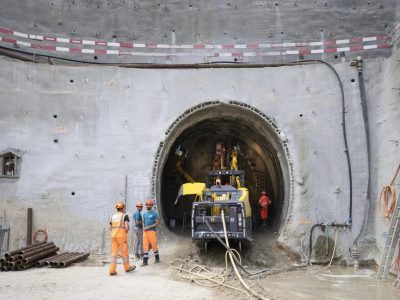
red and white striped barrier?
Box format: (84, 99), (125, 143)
(0, 26), (392, 58)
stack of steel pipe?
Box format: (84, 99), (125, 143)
(36, 252), (90, 268)
(0, 241), (59, 271)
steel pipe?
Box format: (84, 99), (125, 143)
(50, 252), (76, 262)
(4, 241), (46, 258)
(53, 253), (81, 267)
(23, 247), (59, 264)
(51, 253), (79, 267)
(18, 245), (57, 260)
(10, 254), (20, 262)
(44, 255), (73, 267)
(19, 242), (54, 254)
(18, 261), (36, 271)
(36, 252), (68, 267)
(48, 253), (76, 266)
(9, 261), (18, 268)
(60, 253), (90, 267)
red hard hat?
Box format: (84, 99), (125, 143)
(136, 202), (143, 207)
(145, 199), (154, 206)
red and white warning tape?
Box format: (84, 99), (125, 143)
(0, 26), (392, 58)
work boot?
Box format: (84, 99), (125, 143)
(125, 265), (136, 273)
(109, 272), (117, 276)
(140, 257), (148, 267)
(155, 255), (160, 264)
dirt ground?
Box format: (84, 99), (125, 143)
(1, 231), (399, 300)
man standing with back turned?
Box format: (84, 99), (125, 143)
(133, 202), (144, 259)
(141, 199), (160, 266)
(109, 201), (136, 276)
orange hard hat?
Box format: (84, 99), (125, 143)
(136, 202), (144, 208)
(145, 199), (154, 206)
(115, 202), (125, 209)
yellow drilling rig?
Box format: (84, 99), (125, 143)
(174, 143), (252, 253)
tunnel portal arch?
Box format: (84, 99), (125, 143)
(152, 101), (293, 234)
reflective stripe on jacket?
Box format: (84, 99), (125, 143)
(110, 212), (127, 238)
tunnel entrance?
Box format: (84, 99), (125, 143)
(155, 101), (291, 238)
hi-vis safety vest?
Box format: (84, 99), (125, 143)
(110, 212), (127, 238)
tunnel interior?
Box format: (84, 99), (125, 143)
(159, 103), (287, 235)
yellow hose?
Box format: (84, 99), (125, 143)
(324, 228), (338, 269)
(169, 211), (272, 299)
(169, 258), (250, 297)
(221, 210), (270, 300)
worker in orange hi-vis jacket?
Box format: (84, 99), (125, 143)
(259, 191), (272, 225)
(109, 202), (136, 276)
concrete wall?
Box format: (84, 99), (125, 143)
(0, 0), (398, 63)
(363, 42), (400, 261)
(0, 55), (376, 260)
(1, 0), (397, 43)
(0, 0), (399, 264)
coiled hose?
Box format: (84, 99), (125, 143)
(379, 163), (400, 218)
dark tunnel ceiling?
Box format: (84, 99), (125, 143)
(174, 118), (278, 164)
(160, 115), (285, 230)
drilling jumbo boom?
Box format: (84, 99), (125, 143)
(175, 143), (253, 253)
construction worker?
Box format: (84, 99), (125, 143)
(133, 202), (144, 259)
(235, 176), (241, 188)
(230, 148), (238, 171)
(109, 202), (136, 276)
(259, 191), (272, 225)
(141, 199), (160, 266)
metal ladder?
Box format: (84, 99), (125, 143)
(257, 170), (266, 193)
(0, 211), (10, 257)
(394, 274), (400, 288)
(377, 194), (400, 281)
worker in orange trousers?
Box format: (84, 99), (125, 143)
(141, 199), (160, 266)
(259, 191), (272, 225)
(109, 201), (136, 276)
